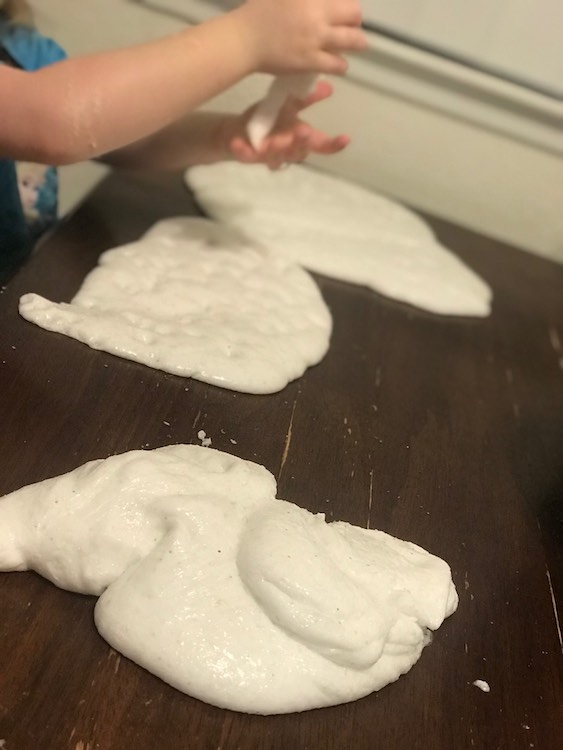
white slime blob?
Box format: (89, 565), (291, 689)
(19, 218), (331, 394)
(0, 445), (458, 715)
(186, 163), (492, 317)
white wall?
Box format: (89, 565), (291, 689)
(362, 0), (563, 96)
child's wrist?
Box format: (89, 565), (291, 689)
(225, 5), (264, 75)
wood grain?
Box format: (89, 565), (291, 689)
(0, 171), (561, 750)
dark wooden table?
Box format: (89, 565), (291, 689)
(0, 171), (561, 750)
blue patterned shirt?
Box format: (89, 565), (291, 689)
(0, 17), (67, 281)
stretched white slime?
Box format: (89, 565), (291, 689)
(246, 74), (317, 149)
(18, 218), (331, 394)
(186, 163), (492, 317)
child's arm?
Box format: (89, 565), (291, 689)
(0, 0), (366, 165)
(101, 80), (349, 172)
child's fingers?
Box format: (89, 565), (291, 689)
(314, 51), (349, 76)
(309, 133), (350, 154)
(261, 131), (298, 168)
(272, 81), (332, 137)
(329, 0), (364, 26)
(268, 132), (348, 166)
(324, 27), (369, 54)
(281, 132), (311, 164)
(292, 80), (334, 113)
(329, 4), (363, 28)
(262, 129), (311, 169)
(230, 137), (261, 163)
(231, 98), (352, 167)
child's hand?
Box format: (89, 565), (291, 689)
(225, 80), (350, 170)
(236, 0), (367, 75)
